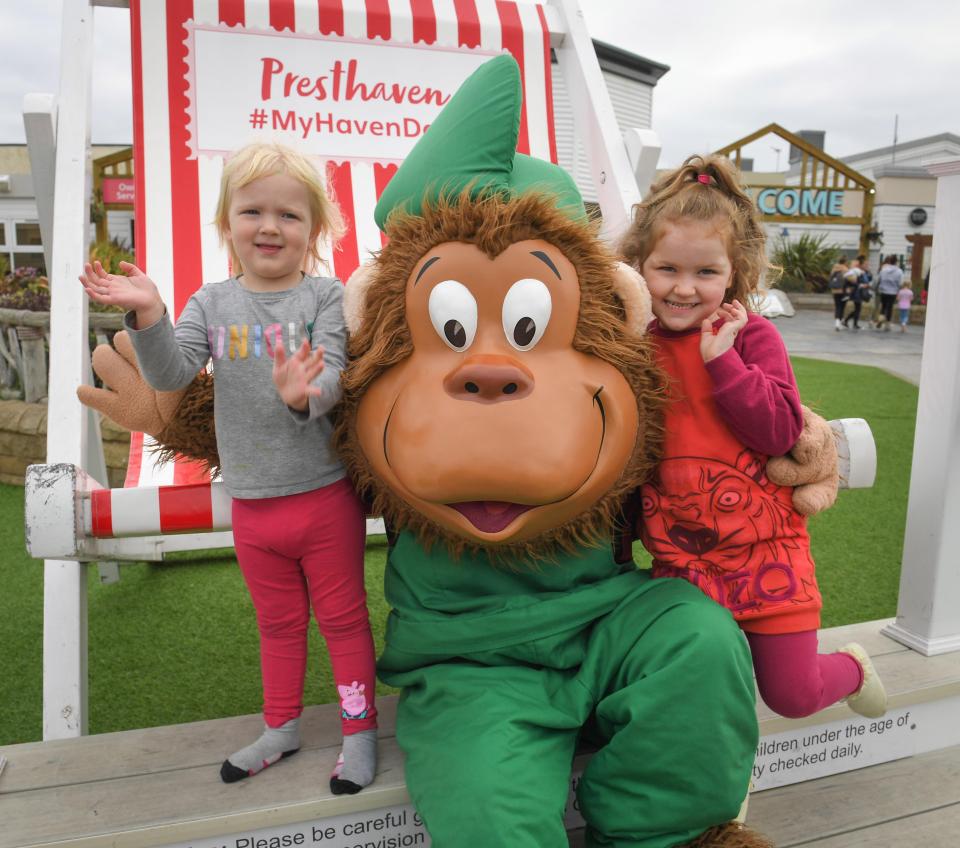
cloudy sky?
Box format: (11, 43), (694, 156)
(2, 0), (957, 171)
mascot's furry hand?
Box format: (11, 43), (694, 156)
(78, 331), (182, 436)
(77, 330), (220, 472)
(766, 405), (838, 517)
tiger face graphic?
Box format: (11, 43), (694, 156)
(639, 450), (817, 616)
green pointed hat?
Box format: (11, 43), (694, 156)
(374, 53), (586, 231)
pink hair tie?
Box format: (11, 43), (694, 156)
(697, 174), (712, 185)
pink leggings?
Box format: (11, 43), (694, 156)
(232, 478), (377, 734)
(747, 630), (863, 719)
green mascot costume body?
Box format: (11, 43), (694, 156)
(378, 535), (757, 847)
(335, 55), (764, 847)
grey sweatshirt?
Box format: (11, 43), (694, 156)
(125, 276), (347, 499)
(876, 264), (904, 296)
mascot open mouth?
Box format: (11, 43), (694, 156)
(448, 501), (534, 533)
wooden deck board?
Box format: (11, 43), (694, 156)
(747, 743), (960, 846)
(0, 738), (410, 848)
(1, 699), (398, 794)
(2, 619), (958, 848)
(809, 618), (903, 658)
(781, 803), (960, 847)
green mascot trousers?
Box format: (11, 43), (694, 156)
(378, 532), (758, 848)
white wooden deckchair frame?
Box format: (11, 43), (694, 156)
(25, 0), (666, 740)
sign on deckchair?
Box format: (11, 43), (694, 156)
(128, 0), (557, 485)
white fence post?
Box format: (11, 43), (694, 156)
(622, 127), (661, 198)
(23, 94), (58, 275)
(882, 159), (960, 656)
(24, 91), (119, 583)
(40, 0), (96, 739)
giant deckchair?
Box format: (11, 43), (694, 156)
(25, 0), (654, 742)
(19, 2), (960, 844)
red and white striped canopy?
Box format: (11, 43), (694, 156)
(127, 0), (557, 487)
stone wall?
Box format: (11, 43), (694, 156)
(0, 400), (130, 487)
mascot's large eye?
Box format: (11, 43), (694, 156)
(428, 280), (478, 351)
(502, 278), (552, 351)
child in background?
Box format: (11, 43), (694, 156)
(619, 154), (887, 720)
(79, 142), (378, 794)
(897, 280), (915, 332)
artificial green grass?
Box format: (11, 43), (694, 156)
(0, 356), (918, 745)
(791, 357), (917, 627)
(0, 528), (393, 746)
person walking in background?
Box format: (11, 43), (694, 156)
(897, 279), (915, 332)
(874, 255), (903, 331)
(842, 255), (871, 331)
(828, 255), (850, 331)
(859, 255), (874, 310)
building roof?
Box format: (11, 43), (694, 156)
(871, 164), (935, 180)
(592, 39), (670, 86)
(551, 40), (670, 87)
(841, 132), (960, 164)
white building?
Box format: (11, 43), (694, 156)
(0, 143), (133, 275)
(553, 40), (669, 202)
(776, 131), (960, 283)
(841, 133), (960, 283)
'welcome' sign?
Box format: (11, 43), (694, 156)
(755, 187), (845, 217)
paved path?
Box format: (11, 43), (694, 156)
(770, 308), (925, 385)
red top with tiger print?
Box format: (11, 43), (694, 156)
(637, 312), (822, 634)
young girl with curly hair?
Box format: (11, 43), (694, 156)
(620, 154), (887, 720)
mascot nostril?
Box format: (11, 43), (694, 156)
(444, 359), (534, 403)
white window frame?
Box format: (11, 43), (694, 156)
(0, 216), (47, 273)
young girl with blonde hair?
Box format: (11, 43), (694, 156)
(80, 142), (378, 793)
(620, 154), (887, 720)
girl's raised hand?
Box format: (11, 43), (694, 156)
(700, 299), (748, 363)
(272, 339), (325, 412)
(78, 260), (164, 325)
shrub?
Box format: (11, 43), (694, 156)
(771, 233), (842, 293)
(0, 267), (50, 311)
(88, 237), (135, 275)
(0, 253), (125, 313)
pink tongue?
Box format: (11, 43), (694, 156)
(450, 501), (533, 533)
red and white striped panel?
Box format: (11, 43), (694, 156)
(128, 0), (556, 487)
(87, 482), (233, 538)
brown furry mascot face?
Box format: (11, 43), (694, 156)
(334, 192), (666, 556)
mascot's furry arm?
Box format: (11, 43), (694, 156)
(77, 330), (220, 473)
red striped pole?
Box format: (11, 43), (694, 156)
(87, 482), (233, 538)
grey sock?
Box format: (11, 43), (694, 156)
(221, 717), (300, 782)
(330, 729), (378, 795)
